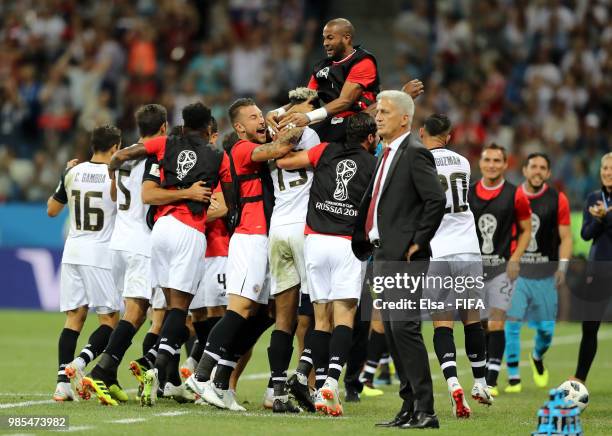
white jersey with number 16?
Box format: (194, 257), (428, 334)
(53, 161), (117, 269)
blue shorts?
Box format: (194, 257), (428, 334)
(506, 276), (557, 322)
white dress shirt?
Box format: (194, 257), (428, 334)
(368, 131), (410, 242)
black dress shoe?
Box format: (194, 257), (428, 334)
(375, 409), (413, 427)
(345, 385), (360, 402)
(399, 412), (440, 429)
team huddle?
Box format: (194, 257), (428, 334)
(45, 17), (597, 429)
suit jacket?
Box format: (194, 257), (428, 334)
(352, 132), (446, 261)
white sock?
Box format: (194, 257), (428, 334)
(447, 377), (460, 391)
(73, 357), (86, 371)
(474, 377), (487, 388)
(324, 377), (338, 390)
(296, 373), (308, 385)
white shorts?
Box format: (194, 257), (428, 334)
(226, 233), (269, 304)
(150, 215), (206, 295)
(269, 223), (308, 296)
(111, 250), (152, 300)
(304, 234), (364, 303)
(191, 256), (228, 309)
(60, 263), (120, 314)
(484, 272), (516, 314)
(425, 252), (484, 313)
(151, 287), (166, 310)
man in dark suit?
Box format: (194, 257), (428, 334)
(352, 90), (446, 429)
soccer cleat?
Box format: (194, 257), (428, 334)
(185, 374), (207, 398)
(108, 384), (129, 403)
(320, 380), (343, 417)
(314, 390), (329, 415)
(504, 382), (522, 393)
(272, 396), (301, 413)
(450, 387), (471, 418)
(164, 382), (195, 404)
(81, 377), (118, 406)
(262, 387), (274, 409)
(287, 373), (316, 413)
(129, 360), (146, 394)
(198, 380), (226, 409)
(225, 389), (246, 412)
(180, 357), (197, 380)
(489, 385), (499, 397)
(471, 384), (494, 406)
(53, 382), (76, 402)
(65, 362), (88, 400)
(530, 358), (549, 388)
(345, 385), (360, 402)
(362, 383), (384, 397)
(140, 369), (159, 407)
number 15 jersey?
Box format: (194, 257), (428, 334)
(429, 147), (480, 258)
(269, 127), (321, 228)
(53, 161), (117, 268)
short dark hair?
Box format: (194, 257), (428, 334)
(482, 142), (507, 162)
(91, 125), (121, 153)
(346, 112), (377, 144)
(221, 131), (240, 152)
(424, 113), (452, 137)
(525, 152), (551, 169)
(182, 102), (212, 131)
(169, 125), (183, 136)
(135, 104), (167, 137)
(228, 98), (256, 124)
(209, 116), (218, 134)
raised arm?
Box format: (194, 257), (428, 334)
(276, 150), (312, 170)
(109, 143), (148, 172)
(251, 127), (304, 162)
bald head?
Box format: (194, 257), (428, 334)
(325, 18), (354, 38)
(322, 18), (355, 60)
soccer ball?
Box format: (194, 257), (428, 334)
(558, 380), (589, 411)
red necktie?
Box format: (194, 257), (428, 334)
(365, 146), (391, 236)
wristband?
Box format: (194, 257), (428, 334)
(558, 258), (569, 273)
(273, 107), (286, 118)
(306, 107), (328, 123)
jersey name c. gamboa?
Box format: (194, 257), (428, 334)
(109, 157), (154, 257)
(57, 162), (117, 269)
(429, 148), (481, 258)
(269, 126), (321, 227)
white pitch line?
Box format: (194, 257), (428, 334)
(52, 425), (95, 433)
(109, 418), (146, 424)
(0, 399), (54, 409)
(156, 411), (189, 417)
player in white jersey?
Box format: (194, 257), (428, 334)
(266, 88), (321, 413)
(75, 105), (194, 405)
(47, 125), (121, 403)
(420, 114), (493, 418)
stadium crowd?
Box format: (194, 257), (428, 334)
(0, 0), (611, 209)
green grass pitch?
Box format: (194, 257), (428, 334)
(1, 310), (611, 435)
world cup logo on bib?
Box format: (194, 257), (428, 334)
(333, 159), (357, 201)
(176, 150), (197, 180)
(478, 213), (497, 254)
(527, 213), (540, 252)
